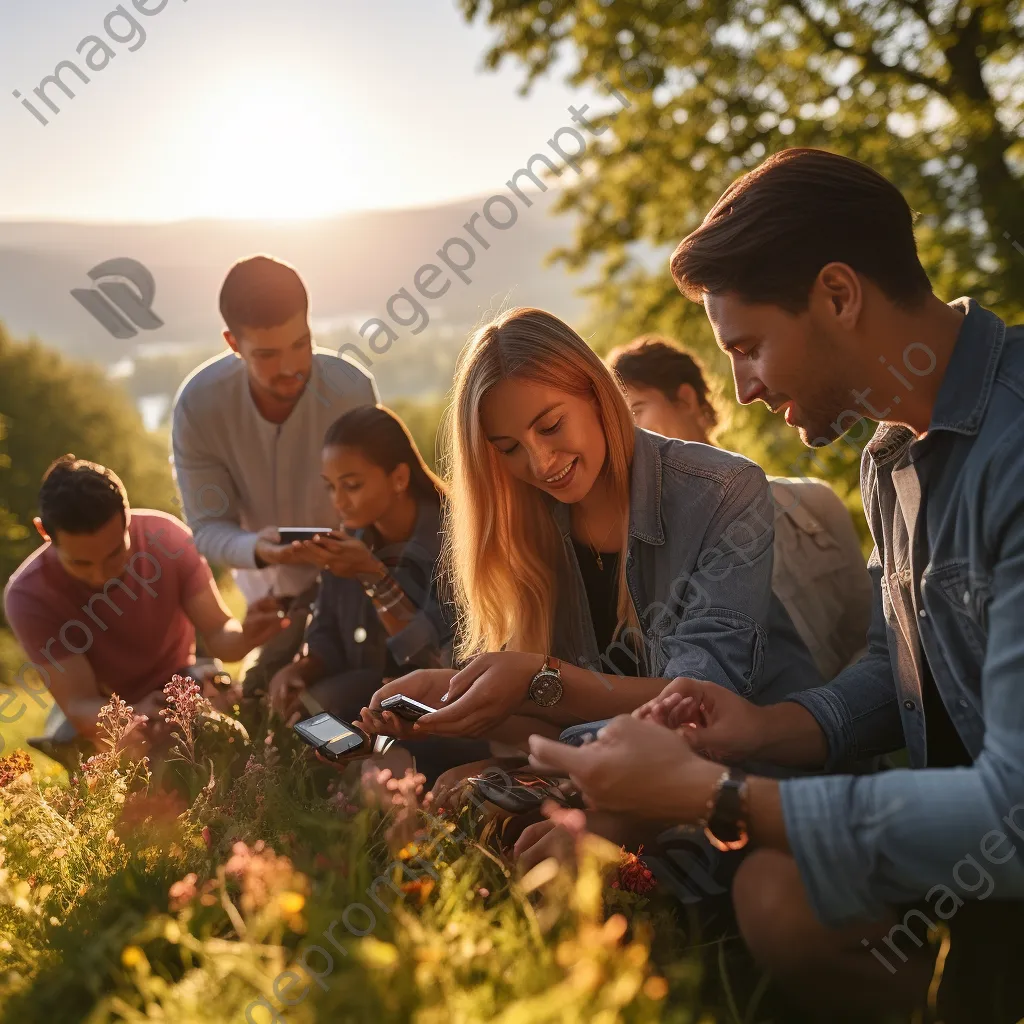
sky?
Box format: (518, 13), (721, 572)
(1, 0), (606, 222)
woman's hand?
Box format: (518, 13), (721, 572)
(268, 664), (306, 720)
(358, 669), (457, 739)
(410, 651), (542, 738)
(300, 532), (380, 579)
(527, 715), (723, 821)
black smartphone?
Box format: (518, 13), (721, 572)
(278, 527), (336, 544)
(293, 712), (368, 759)
(379, 694), (437, 721)
(558, 720), (610, 747)
(467, 769), (584, 815)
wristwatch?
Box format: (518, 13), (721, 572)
(528, 655), (563, 708)
(699, 767), (750, 852)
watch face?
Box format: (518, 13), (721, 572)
(530, 670), (563, 707)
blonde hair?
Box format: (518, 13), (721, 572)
(441, 307), (638, 660)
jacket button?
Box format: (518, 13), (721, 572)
(903, 699), (916, 710)
(963, 591), (971, 605)
(958, 698), (969, 709)
(353, 627), (367, 643)
(918, 609), (927, 619)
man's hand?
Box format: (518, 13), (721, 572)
(300, 532), (380, 579)
(527, 715), (723, 822)
(241, 595), (291, 649)
(254, 526), (324, 567)
(405, 652), (541, 738)
(633, 676), (769, 763)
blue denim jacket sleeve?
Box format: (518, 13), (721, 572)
(659, 464), (775, 696)
(304, 574), (349, 675)
(783, 552), (904, 770)
(383, 553), (455, 669)
(779, 514), (1024, 926)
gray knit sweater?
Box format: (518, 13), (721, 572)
(170, 348), (377, 598)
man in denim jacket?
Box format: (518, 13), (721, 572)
(529, 148), (1024, 1021)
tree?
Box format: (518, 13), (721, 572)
(458, 0), (1023, 511)
(0, 325), (176, 625)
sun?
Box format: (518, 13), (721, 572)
(176, 74), (359, 220)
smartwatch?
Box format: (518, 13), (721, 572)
(699, 767), (750, 852)
(528, 655), (563, 708)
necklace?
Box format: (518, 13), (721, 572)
(580, 510), (618, 571)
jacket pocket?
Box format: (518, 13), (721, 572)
(921, 559), (991, 664)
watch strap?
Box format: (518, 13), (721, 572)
(700, 767), (749, 852)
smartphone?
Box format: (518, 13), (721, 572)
(379, 694), (437, 721)
(293, 712), (368, 759)
(558, 720), (610, 747)
(467, 768), (584, 815)
(278, 527), (336, 544)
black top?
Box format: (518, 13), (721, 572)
(917, 475), (972, 768)
(572, 540), (641, 677)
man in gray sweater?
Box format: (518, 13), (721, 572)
(171, 255), (378, 693)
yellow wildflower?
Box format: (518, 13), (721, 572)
(277, 891), (305, 915)
(121, 945), (145, 969)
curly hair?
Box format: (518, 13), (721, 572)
(37, 455), (128, 539)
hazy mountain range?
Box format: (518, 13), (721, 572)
(0, 189), (606, 367)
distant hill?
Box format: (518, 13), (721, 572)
(0, 189), (601, 366)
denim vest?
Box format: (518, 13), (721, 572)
(550, 428), (822, 702)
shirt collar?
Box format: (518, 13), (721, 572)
(866, 297), (1005, 463)
(927, 297), (1005, 436)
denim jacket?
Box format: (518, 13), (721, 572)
(550, 428), (822, 702)
(303, 499), (451, 676)
(781, 298), (1024, 926)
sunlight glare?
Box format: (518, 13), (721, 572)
(182, 74), (358, 220)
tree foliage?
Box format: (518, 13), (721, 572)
(459, 0), (1023, 510)
(0, 325), (176, 622)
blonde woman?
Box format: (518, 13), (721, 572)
(361, 307), (821, 744)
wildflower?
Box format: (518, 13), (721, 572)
(0, 750), (33, 788)
(477, 887), (490, 898)
(52, 847), (67, 860)
(278, 891), (305, 915)
(121, 945), (146, 968)
(160, 675), (213, 768)
(613, 847), (657, 895)
(168, 873), (199, 911)
(399, 877), (435, 907)
(644, 976), (669, 1000)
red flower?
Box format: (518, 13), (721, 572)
(615, 847), (657, 895)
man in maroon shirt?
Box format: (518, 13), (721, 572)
(3, 456), (288, 754)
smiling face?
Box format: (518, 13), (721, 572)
(49, 512), (132, 590)
(322, 444), (409, 530)
(227, 310), (314, 406)
(704, 291), (854, 446)
(479, 379), (608, 503)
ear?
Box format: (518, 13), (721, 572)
(224, 329), (240, 354)
(33, 516), (49, 543)
(675, 383), (699, 412)
(815, 262), (862, 328)
(392, 463), (412, 494)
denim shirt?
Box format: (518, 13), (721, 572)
(303, 499), (451, 676)
(550, 428), (822, 703)
(781, 298), (1024, 926)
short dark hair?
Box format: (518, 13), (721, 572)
(323, 405), (444, 504)
(219, 255), (308, 338)
(671, 148), (933, 311)
(38, 455), (129, 540)
(607, 335), (719, 427)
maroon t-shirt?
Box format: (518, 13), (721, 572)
(3, 510), (213, 702)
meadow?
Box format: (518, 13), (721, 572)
(0, 673), (762, 1024)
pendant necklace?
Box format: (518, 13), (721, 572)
(583, 512), (618, 571)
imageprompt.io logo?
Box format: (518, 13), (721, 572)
(71, 257), (164, 339)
